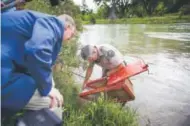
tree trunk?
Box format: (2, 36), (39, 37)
(108, 0), (117, 19)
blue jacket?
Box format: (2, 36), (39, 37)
(1, 10), (64, 112)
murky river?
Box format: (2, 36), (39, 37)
(77, 23), (190, 126)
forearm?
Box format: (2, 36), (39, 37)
(26, 59), (53, 96)
(83, 67), (93, 87)
(24, 17), (63, 96)
(84, 68), (92, 82)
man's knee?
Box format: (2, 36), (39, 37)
(25, 90), (51, 110)
(25, 88), (63, 119)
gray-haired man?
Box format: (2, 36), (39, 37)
(80, 44), (127, 89)
(2, 10), (76, 120)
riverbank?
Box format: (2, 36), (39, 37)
(53, 40), (139, 126)
(83, 15), (190, 24)
(2, 39), (139, 126)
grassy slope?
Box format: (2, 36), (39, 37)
(54, 41), (139, 126)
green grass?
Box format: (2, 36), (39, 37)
(83, 15), (190, 24)
(63, 96), (138, 126)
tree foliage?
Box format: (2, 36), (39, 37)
(96, 4), (110, 18)
(154, 2), (167, 16)
(25, 0), (82, 30)
(90, 0), (190, 19)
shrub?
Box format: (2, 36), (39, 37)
(154, 2), (167, 16)
(63, 96), (138, 126)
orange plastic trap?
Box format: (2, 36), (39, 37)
(79, 59), (149, 103)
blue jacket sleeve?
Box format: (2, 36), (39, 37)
(24, 17), (63, 96)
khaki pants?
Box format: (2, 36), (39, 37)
(24, 89), (63, 119)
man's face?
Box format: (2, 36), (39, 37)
(87, 47), (98, 62)
(63, 25), (75, 41)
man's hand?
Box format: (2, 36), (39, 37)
(82, 63), (94, 89)
(49, 88), (64, 108)
(82, 80), (88, 89)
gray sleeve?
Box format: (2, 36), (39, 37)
(100, 47), (115, 60)
(100, 45), (124, 67)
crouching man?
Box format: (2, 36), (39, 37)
(1, 10), (76, 122)
(80, 44), (127, 89)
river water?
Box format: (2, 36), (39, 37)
(78, 23), (190, 126)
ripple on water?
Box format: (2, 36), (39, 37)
(144, 32), (190, 41)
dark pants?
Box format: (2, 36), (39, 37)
(2, 73), (36, 118)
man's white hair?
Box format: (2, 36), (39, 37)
(57, 14), (76, 30)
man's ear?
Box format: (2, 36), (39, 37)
(64, 26), (68, 30)
(64, 24), (69, 30)
(68, 24), (71, 28)
(66, 24), (71, 29)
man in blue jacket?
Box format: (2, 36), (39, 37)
(1, 10), (76, 118)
